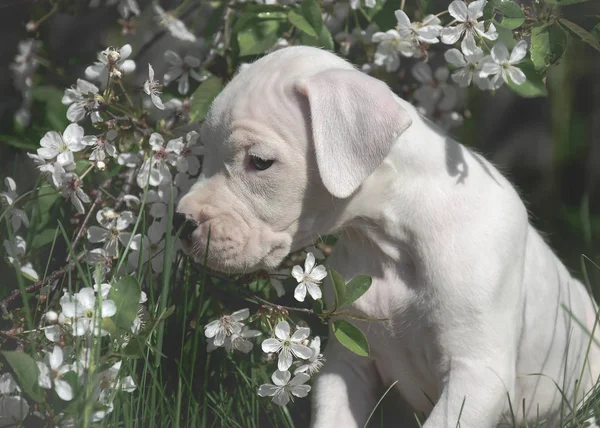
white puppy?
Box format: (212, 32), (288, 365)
(177, 46), (600, 427)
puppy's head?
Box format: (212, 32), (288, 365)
(176, 46), (412, 273)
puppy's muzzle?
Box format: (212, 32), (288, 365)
(173, 212), (197, 243)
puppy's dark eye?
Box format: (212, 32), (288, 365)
(250, 155), (274, 171)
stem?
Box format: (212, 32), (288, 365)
(118, 81), (136, 110)
(400, 0), (406, 11)
(33, 0), (59, 28)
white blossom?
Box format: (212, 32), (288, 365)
(480, 40), (528, 89)
(62, 79), (101, 123)
(143, 64), (165, 110)
(154, 4), (197, 42)
(1, 177), (29, 232)
(87, 212), (133, 257)
(294, 336), (325, 376)
(440, 0), (498, 55)
(257, 370), (311, 406)
(395, 10), (442, 45)
(204, 309), (250, 347)
(60, 287), (117, 336)
(37, 124), (86, 168)
(3, 236), (38, 281)
(128, 218), (168, 273)
(261, 321), (313, 371)
(136, 133), (182, 188)
(163, 51), (205, 95)
(84, 130), (118, 162)
(37, 346), (73, 401)
(444, 47), (491, 90)
(57, 172), (91, 214)
(292, 252), (326, 302)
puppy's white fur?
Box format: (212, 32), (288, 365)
(177, 46), (600, 427)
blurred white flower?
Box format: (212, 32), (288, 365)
(85, 44), (136, 86)
(292, 252), (326, 302)
(58, 172), (90, 214)
(87, 213), (133, 256)
(91, 361), (136, 422)
(294, 336), (325, 376)
(62, 79), (101, 123)
(60, 287), (116, 336)
(412, 62), (458, 116)
(176, 131), (203, 175)
(37, 123), (86, 168)
(204, 309), (250, 347)
(258, 370), (311, 406)
(371, 30), (417, 71)
(223, 326), (262, 354)
(164, 51), (205, 95)
(480, 40), (528, 89)
(128, 218), (169, 273)
(37, 346), (73, 401)
(3, 236), (38, 280)
(261, 321), (312, 371)
(441, 0), (498, 55)
(444, 47), (491, 90)
(395, 10), (442, 44)
(349, 0), (375, 9)
(144, 64), (165, 110)
(0, 373), (29, 427)
(1, 177), (29, 232)
(136, 133), (182, 188)
(154, 4), (197, 42)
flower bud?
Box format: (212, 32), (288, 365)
(96, 161), (106, 171)
(107, 49), (121, 64)
(45, 310), (58, 323)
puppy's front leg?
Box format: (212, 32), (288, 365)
(311, 336), (381, 428)
(423, 355), (516, 428)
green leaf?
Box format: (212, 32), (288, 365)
(332, 320), (369, 357)
(485, 0), (525, 29)
(592, 23), (600, 41)
(2, 351), (45, 402)
(0, 134), (39, 151)
(300, 24), (335, 51)
(506, 60), (548, 98)
(341, 275), (372, 307)
(298, 0), (323, 36)
(530, 24), (568, 71)
(108, 276), (141, 335)
(189, 76), (223, 123)
(289, 9), (318, 37)
(559, 18), (600, 52)
(31, 228), (58, 249)
(329, 267), (346, 308)
(237, 19), (284, 56)
(27, 186), (60, 232)
(31, 86), (69, 131)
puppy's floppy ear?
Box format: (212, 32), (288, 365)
(296, 68), (412, 199)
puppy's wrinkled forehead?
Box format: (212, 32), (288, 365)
(200, 47), (354, 161)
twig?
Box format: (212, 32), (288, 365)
(0, 253), (86, 316)
(189, 262), (317, 315)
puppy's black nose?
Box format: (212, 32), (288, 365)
(173, 213), (196, 242)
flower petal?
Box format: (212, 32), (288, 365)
(291, 343), (313, 360)
(448, 0), (468, 22)
(54, 379), (73, 401)
(491, 42), (509, 64)
(262, 338), (283, 353)
(258, 384), (280, 397)
(509, 40), (528, 64)
(506, 66), (526, 85)
(291, 327), (310, 342)
(231, 308), (250, 322)
(274, 321), (290, 340)
(306, 282), (323, 301)
(278, 348), (293, 371)
(272, 370), (291, 386)
(440, 25), (464, 45)
(294, 283), (307, 302)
